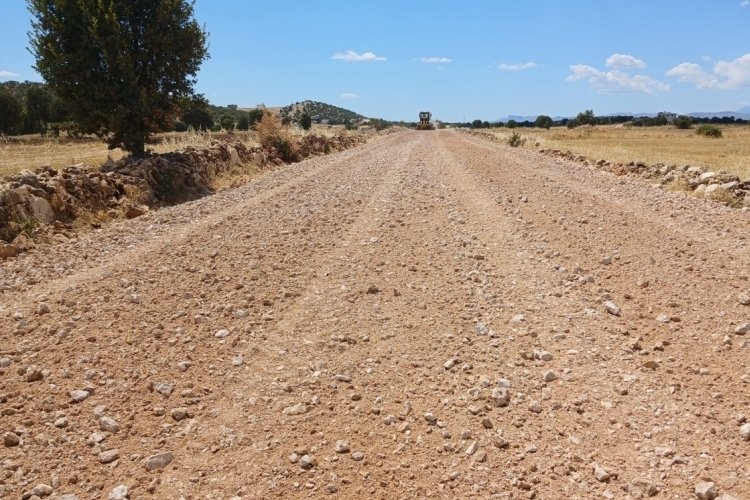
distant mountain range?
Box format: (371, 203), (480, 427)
(498, 107), (750, 122)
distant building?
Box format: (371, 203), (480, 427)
(658, 112), (677, 123)
(227, 104), (238, 111)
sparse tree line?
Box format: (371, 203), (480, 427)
(458, 110), (747, 131)
(0, 79), (360, 140)
(0, 81), (77, 137)
(0, 81), (274, 137)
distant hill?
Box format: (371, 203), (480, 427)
(279, 100), (365, 125)
(686, 110), (750, 120)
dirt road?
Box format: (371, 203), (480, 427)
(2, 131), (749, 499)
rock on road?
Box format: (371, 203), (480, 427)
(1, 131), (749, 499)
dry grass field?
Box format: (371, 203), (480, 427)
(484, 124), (750, 180)
(0, 129), (259, 178)
(0, 124), (349, 178)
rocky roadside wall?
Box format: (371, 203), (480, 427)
(468, 130), (750, 208)
(0, 134), (365, 257)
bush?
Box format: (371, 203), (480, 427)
(507, 131), (525, 147)
(174, 121), (188, 132)
(673, 116), (692, 129)
(255, 112), (299, 162)
(299, 113), (312, 131)
(696, 124), (722, 138)
(506, 119), (518, 129)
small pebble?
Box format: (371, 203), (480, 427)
(593, 464), (610, 482)
(143, 452), (173, 471)
(299, 454), (315, 469)
(4, 431), (21, 447)
(335, 440), (350, 453)
(604, 301), (621, 316)
(99, 416), (119, 433)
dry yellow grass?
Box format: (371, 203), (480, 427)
(0, 130), (261, 178)
(484, 124), (750, 180)
(1, 136), (125, 177)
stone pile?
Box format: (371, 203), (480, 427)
(0, 133), (366, 254)
(542, 148), (750, 207)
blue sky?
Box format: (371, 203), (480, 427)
(1, 1), (749, 121)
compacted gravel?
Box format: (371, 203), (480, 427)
(1, 130), (749, 499)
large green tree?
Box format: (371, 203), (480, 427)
(28, 0), (209, 156)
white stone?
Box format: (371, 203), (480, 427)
(740, 423), (750, 441)
(593, 464), (610, 482)
(108, 485), (129, 500)
(282, 403), (308, 416)
(694, 481), (717, 500)
(153, 382), (173, 396)
(335, 440), (350, 453)
(604, 301), (620, 316)
(70, 390), (91, 403)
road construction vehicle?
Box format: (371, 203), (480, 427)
(416, 111), (434, 130)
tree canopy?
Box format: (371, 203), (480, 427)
(29, 0), (209, 155)
(0, 87), (23, 136)
(535, 115), (553, 129)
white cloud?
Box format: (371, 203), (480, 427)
(420, 57), (451, 64)
(331, 50), (386, 62)
(666, 54), (750, 89)
(497, 62), (538, 71)
(0, 70), (20, 78)
(605, 53), (646, 69)
(567, 64), (670, 94)
(340, 93), (359, 100)
(742, 1), (749, 7)
(665, 63), (717, 89)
